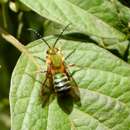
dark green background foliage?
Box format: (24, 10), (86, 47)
(0, 0), (130, 130)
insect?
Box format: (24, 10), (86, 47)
(29, 25), (80, 107)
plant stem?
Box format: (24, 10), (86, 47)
(1, 4), (8, 29)
(17, 12), (24, 38)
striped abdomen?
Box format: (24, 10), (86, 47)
(53, 73), (71, 93)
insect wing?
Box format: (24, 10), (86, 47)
(70, 76), (80, 101)
(41, 73), (54, 107)
(66, 70), (80, 102)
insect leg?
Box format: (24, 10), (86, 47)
(65, 62), (83, 77)
(70, 69), (82, 77)
(65, 49), (76, 60)
(42, 76), (48, 86)
(67, 64), (84, 73)
(25, 70), (51, 107)
(34, 56), (46, 63)
(24, 72), (43, 85)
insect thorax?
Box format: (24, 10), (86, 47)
(53, 73), (71, 93)
(50, 54), (63, 68)
(47, 48), (64, 68)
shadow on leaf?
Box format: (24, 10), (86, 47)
(57, 94), (74, 114)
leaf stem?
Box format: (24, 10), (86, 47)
(0, 26), (41, 70)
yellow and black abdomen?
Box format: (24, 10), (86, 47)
(53, 73), (71, 93)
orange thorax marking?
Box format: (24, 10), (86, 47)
(49, 63), (65, 74)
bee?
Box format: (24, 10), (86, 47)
(45, 46), (79, 95)
(29, 25), (80, 109)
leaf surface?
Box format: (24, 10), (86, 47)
(10, 38), (130, 130)
(19, 0), (126, 40)
(19, 0), (129, 56)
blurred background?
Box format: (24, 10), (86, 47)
(0, 0), (130, 130)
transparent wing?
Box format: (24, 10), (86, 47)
(65, 67), (81, 102)
(41, 73), (54, 107)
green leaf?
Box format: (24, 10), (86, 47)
(19, 0), (125, 40)
(68, 0), (119, 28)
(44, 20), (63, 36)
(68, 0), (130, 29)
(19, 0), (129, 57)
(68, 0), (105, 10)
(10, 38), (130, 130)
(113, 1), (130, 24)
(68, 0), (130, 56)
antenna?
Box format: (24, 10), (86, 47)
(53, 24), (71, 48)
(28, 28), (51, 48)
